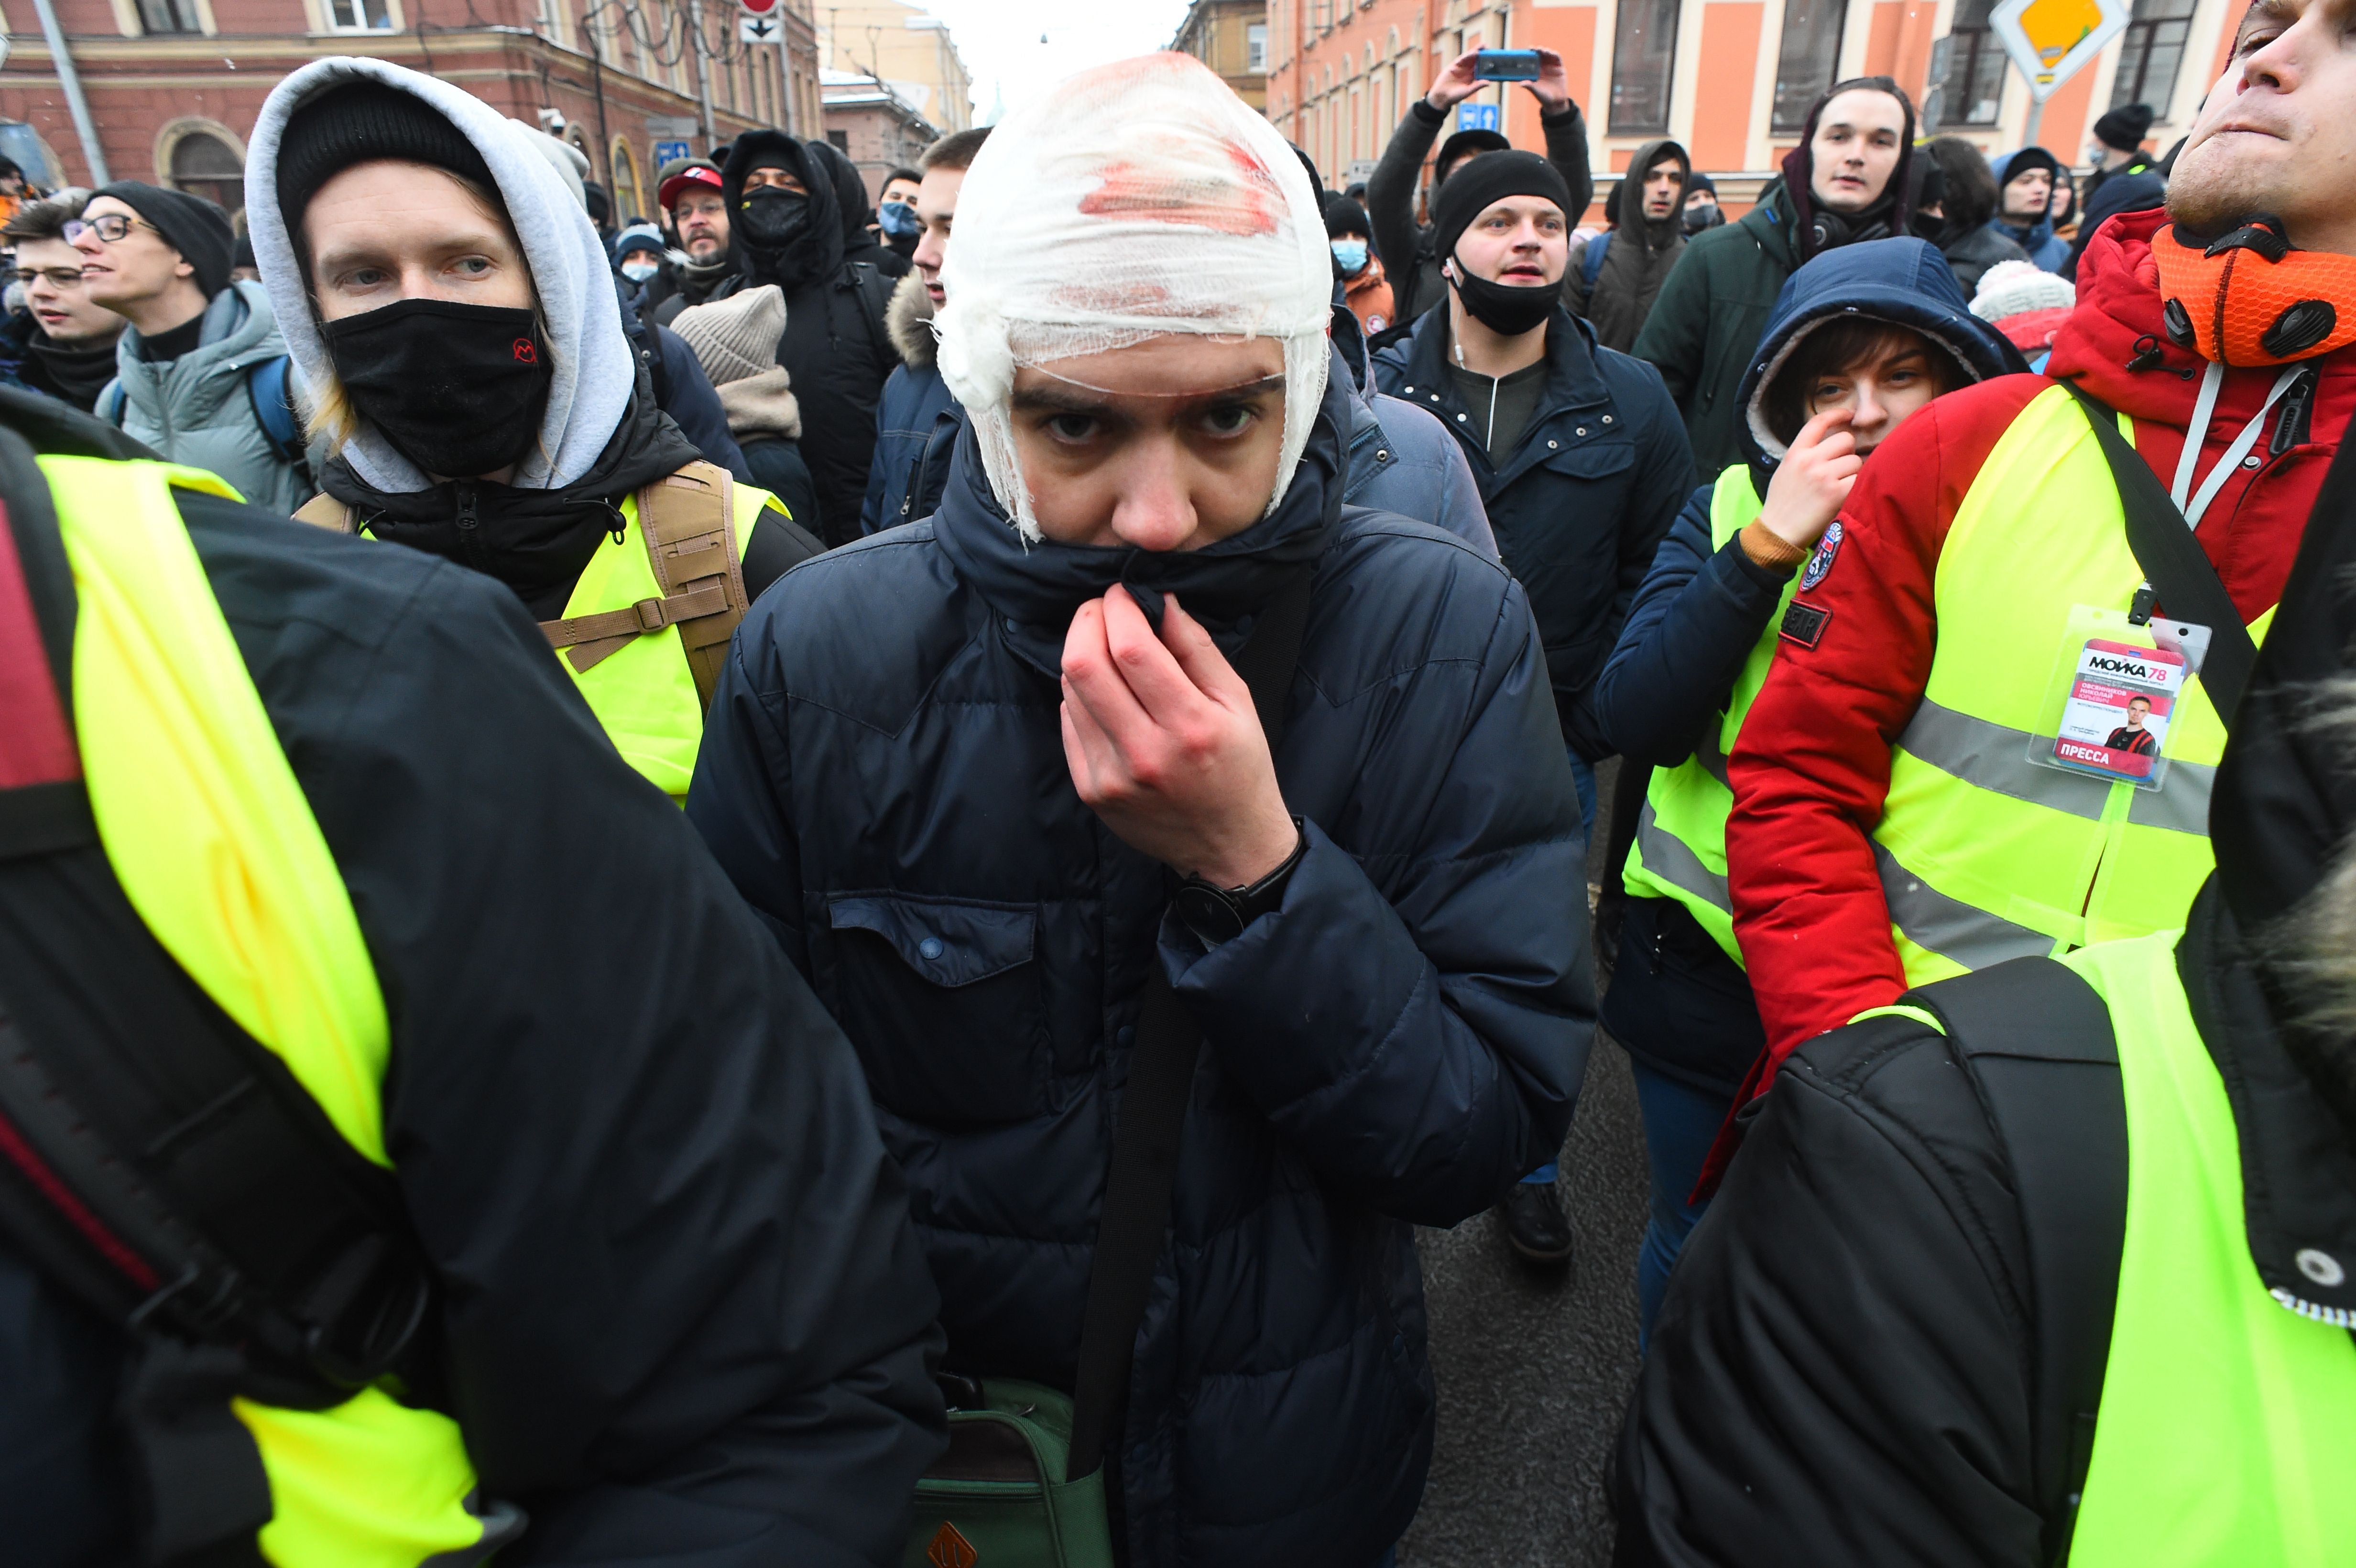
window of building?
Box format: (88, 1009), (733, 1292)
(611, 137), (645, 224)
(1609, 0), (1680, 134)
(1943, 0), (2009, 126)
(827, 129), (850, 152)
(169, 131), (243, 215)
(137, 0), (203, 33)
(1770, 0), (1850, 133)
(2111, 0), (2197, 112)
(1247, 22), (1267, 72)
(327, 0), (395, 29)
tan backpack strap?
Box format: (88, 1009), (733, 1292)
(635, 459), (747, 710)
(536, 461), (748, 706)
(292, 492), (358, 533)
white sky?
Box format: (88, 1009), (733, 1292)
(901, 0), (1198, 122)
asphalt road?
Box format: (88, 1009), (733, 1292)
(1397, 762), (1652, 1568)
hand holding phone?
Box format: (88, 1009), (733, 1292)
(1428, 46), (1572, 113)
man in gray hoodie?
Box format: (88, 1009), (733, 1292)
(73, 182), (310, 512)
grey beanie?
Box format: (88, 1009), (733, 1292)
(671, 284), (785, 387)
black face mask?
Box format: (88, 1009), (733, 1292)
(1451, 266), (1557, 337)
(322, 297), (551, 479)
(738, 187), (811, 248)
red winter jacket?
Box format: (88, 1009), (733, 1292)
(1724, 207), (2356, 1071)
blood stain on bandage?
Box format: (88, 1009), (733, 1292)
(1079, 145), (1280, 237)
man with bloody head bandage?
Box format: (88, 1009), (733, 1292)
(686, 51), (1591, 1566)
(1721, 0), (2356, 1145)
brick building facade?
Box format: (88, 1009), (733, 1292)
(1170, 0), (1270, 114)
(1269, 0), (2246, 223)
(0, 0), (824, 228)
(819, 67), (936, 203)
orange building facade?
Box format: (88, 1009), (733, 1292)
(1268, 0), (2247, 222)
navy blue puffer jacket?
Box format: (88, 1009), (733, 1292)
(688, 375), (1592, 1566)
(1372, 306), (1696, 762)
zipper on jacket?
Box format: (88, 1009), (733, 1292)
(455, 482), (484, 572)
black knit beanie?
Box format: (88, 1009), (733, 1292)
(1432, 150), (1572, 266)
(1323, 194), (1370, 238)
(90, 182), (235, 299)
(2093, 103), (2156, 154)
(275, 80), (498, 230)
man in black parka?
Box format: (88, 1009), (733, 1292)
(654, 131), (898, 546)
(688, 53), (1591, 1568)
(1372, 152), (1695, 809)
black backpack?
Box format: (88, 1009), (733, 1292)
(1898, 957), (2129, 1566)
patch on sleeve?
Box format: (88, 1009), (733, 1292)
(1779, 600), (1832, 649)
(1798, 519), (1843, 591)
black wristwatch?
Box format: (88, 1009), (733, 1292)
(1172, 822), (1307, 947)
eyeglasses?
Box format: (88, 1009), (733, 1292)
(62, 214), (153, 245)
(11, 266), (87, 289)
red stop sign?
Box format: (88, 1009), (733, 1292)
(739, 0), (780, 13)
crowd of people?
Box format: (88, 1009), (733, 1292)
(2, 7), (2353, 1565)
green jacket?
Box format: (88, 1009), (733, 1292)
(102, 280), (312, 516)
(1631, 177), (1801, 475)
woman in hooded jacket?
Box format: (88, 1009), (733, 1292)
(1592, 236), (2025, 1339)
(245, 59), (822, 802)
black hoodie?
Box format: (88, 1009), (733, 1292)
(714, 132), (898, 547)
(723, 133), (844, 294)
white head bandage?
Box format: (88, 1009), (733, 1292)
(935, 53), (1333, 541)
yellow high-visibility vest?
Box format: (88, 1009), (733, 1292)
(1873, 384), (2269, 982)
(2063, 934), (2356, 1565)
(54, 455), (510, 1567)
(311, 473), (779, 801)
(551, 480), (773, 798)
(1620, 465), (1791, 964)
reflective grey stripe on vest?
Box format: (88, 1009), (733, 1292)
(2126, 758), (2215, 836)
(1895, 697), (2214, 837)
(1637, 798), (1730, 913)
(1873, 840), (2055, 970)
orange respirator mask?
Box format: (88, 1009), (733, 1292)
(2152, 217), (2356, 367)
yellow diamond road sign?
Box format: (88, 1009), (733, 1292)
(1989, 0), (2131, 102)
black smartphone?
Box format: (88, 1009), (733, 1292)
(1472, 49), (1542, 81)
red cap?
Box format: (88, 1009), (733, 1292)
(659, 163), (724, 211)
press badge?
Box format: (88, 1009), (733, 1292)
(2026, 606), (2213, 792)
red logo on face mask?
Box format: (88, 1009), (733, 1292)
(513, 338), (538, 364)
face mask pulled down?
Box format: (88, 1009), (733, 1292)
(1451, 264), (1556, 337)
(323, 297), (552, 480)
